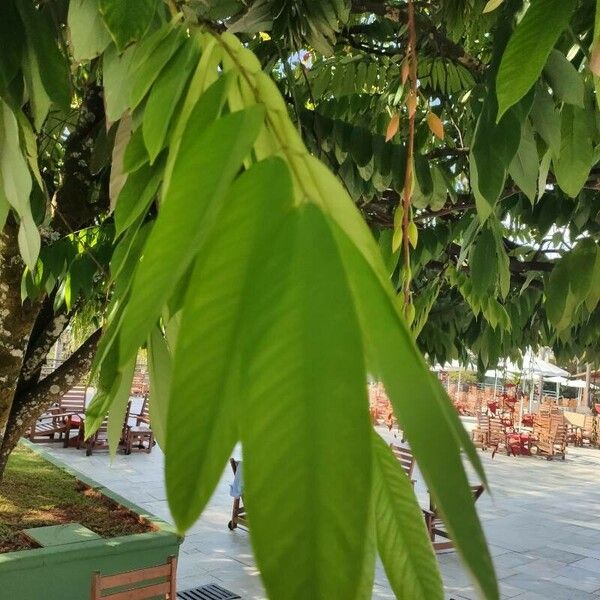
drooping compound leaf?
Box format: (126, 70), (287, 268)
(329, 220), (497, 600)
(166, 157), (293, 531)
(118, 104), (265, 366)
(372, 433), (443, 600)
(496, 0), (577, 119)
(240, 203), (372, 600)
(98, 0), (158, 50)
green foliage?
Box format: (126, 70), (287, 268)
(496, 0), (576, 119)
(3, 1), (600, 598)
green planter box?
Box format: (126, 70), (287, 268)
(0, 443), (181, 600)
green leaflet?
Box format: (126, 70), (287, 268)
(240, 203), (371, 600)
(17, 0), (71, 109)
(508, 120), (538, 203)
(123, 127), (149, 173)
(0, 188), (8, 232)
(68, 0), (112, 62)
(552, 105), (594, 198)
(98, 0), (158, 51)
(143, 39), (201, 163)
(530, 86), (561, 157)
(114, 158), (163, 237)
(107, 357), (136, 457)
(103, 44), (135, 122)
(0, 100), (39, 270)
(117, 104), (265, 367)
(166, 157), (293, 531)
(569, 240), (598, 306)
(543, 50), (584, 108)
(21, 36), (51, 131)
(329, 220), (497, 600)
(469, 91), (522, 220)
(496, 0), (576, 119)
(129, 27), (186, 111)
(372, 434), (443, 600)
(0, 0), (24, 91)
(585, 246), (600, 312)
(470, 226), (498, 297)
(545, 255), (570, 329)
(147, 326), (171, 449)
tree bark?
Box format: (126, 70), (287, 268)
(0, 329), (101, 480)
(0, 220), (42, 435)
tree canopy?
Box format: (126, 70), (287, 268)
(0, 1), (599, 599)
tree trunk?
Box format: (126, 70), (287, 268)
(0, 220), (42, 435)
(0, 329), (101, 480)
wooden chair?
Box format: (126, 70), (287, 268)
(28, 385), (86, 445)
(535, 415), (567, 460)
(123, 396), (154, 454)
(488, 417), (509, 458)
(91, 555), (177, 599)
(389, 443), (415, 484)
(228, 458), (247, 531)
(79, 402), (131, 456)
(423, 485), (485, 551)
(471, 414), (490, 449)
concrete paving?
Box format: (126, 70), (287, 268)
(39, 425), (600, 599)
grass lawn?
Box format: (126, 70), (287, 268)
(0, 445), (153, 553)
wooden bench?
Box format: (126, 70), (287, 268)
(423, 485), (485, 551)
(91, 556), (177, 599)
(389, 443), (415, 484)
(28, 385), (86, 446)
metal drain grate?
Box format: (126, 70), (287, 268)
(177, 583), (241, 600)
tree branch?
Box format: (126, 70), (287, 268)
(0, 329), (101, 466)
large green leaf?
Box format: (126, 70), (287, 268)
(372, 433), (443, 600)
(118, 104), (265, 366)
(496, 0), (576, 119)
(470, 226), (498, 297)
(17, 0), (71, 109)
(147, 326), (172, 449)
(0, 0), (24, 91)
(508, 121), (538, 203)
(329, 221), (497, 600)
(103, 44), (135, 122)
(107, 357), (136, 456)
(543, 50), (584, 107)
(0, 101), (38, 270)
(469, 92), (522, 219)
(143, 39), (200, 163)
(530, 85), (561, 156)
(114, 159), (163, 237)
(545, 255), (570, 328)
(68, 0), (112, 62)
(552, 105), (594, 198)
(240, 203), (372, 600)
(99, 0), (158, 50)
(166, 157), (293, 531)
(129, 27), (186, 110)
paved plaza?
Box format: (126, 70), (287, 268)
(41, 426), (600, 599)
